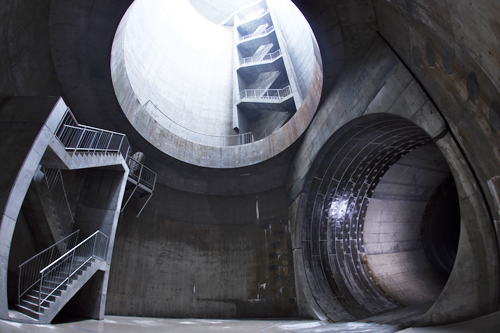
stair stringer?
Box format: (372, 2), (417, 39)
(35, 259), (105, 324)
(42, 135), (127, 171)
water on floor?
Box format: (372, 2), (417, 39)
(2, 304), (500, 333)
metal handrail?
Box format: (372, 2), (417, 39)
(127, 155), (157, 192)
(56, 124), (131, 159)
(54, 108), (131, 161)
(239, 25), (274, 41)
(40, 167), (75, 237)
(240, 49), (282, 66)
(144, 100), (255, 146)
(55, 108), (78, 138)
(238, 8), (270, 25)
(36, 230), (109, 314)
(239, 85), (292, 101)
(18, 230), (79, 304)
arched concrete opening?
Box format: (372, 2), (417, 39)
(300, 114), (462, 322)
(110, 0), (323, 168)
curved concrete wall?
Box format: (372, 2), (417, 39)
(0, 0), (499, 327)
(0, 0), (63, 104)
(112, 18), (323, 167)
(288, 35), (498, 325)
(373, 0), (500, 267)
(122, 0), (234, 137)
(364, 144), (452, 307)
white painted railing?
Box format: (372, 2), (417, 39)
(35, 230), (108, 315)
(240, 49), (282, 66)
(144, 101), (255, 146)
(239, 85), (292, 101)
(18, 231), (80, 306)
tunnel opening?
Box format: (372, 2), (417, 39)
(302, 114), (460, 323)
(421, 176), (461, 278)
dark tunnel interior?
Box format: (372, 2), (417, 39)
(303, 114), (461, 321)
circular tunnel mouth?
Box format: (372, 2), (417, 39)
(110, 0), (323, 168)
(302, 114), (460, 321)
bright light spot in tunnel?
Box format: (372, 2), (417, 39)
(329, 199), (349, 227)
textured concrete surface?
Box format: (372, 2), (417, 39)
(111, 0), (323, 168)
(373, 1), (500, 298)
(189, 0), (257, 24)
(1, 0), (500, 329)
(0, 97), (67, 319)
(2, 309), (500, 332)
(364, 144), (451, 307)
(287, 34), (498, 324)
(105, 185), (297, 318)
(0, 97), (130, 323)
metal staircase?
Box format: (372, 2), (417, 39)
(54, 109), (156, 216)
(12, 107), (157, 323)
(16, 230), (108, 323)
(233, 0), (297, 138)
(121, 154), (156, 217)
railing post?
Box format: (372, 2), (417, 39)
(88, 131), (98, 153)
(68, 251), (75, 282)
(18, 267), (21, 305)
(105, 236), (109, 261)
(39, 274), (43, 315)
(138, 163), (144, 186)
(126, 145), (132, 159)
(92, 235), (97, 258)
(94, 131), (103, 154)
(117, 135), (124, 156)
(104, 133), (112, 154)
(74, 128), (86, 153)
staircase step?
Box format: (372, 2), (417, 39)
(45, 275), (68, 283)
(41, 281), (67, 290)
(29, 288), (62, 298)
(20, 299), (49, 313)
(15, 304), (41, 320)
(27, 292), (57, 303)
(24, 294), (55, 306)
(40, 284), (67, 293)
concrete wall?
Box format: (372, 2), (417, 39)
(0, 97), (69, 319)
(0, 0), (63, 105)
(373, 0), (500, 266)
(189, 0), (257, 24)
(105, 184), (297, 318)
(287, 34), (499, 324)
(67, 168), (128, 321)
(7, 212), (38, 307)
(120, 0), (235, 138)
(270, 0), (316, 101)
(364, 144), (452, 307)
(74, 169), (127, 241)
(0, 0), (499, 327)
(111, 0), (322, 168)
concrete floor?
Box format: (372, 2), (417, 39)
(1, 311), (499, 333)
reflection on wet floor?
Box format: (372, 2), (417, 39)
(2, 304), (500, 333)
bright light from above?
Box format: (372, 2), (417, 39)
(111, 0), (323, 168)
